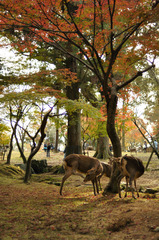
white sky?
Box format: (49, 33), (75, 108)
(0, 37), (55, 75)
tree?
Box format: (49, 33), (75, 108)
(0, 0), (158, 193)
(0, 123), (10, 145)
(0, 121), (10, 161)
(7, 102), (26, 164)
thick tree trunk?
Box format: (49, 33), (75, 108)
(66, 110), (82, 155)
(103, 161), (121, 194)
(24, 155), (32, 182)
(94, 135), (109, 159)
(106, 93), (121, 157)
(65, 55), (82, 156)
(103, 86), (122, 194)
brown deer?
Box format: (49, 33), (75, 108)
(112, 155), (144, 199)
(129, 148), (137, 154)
(60, 154), (103, 196)
(97, 162), (112, 190)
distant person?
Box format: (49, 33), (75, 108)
(44, 143), (47, 152)
(51, 144), (54, 151)
(143, 141), (147, 153)
(46, 143), (51, 157)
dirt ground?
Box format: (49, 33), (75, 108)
(0, 150), (159, 240)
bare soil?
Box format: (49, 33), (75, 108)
(0, 150), (159, 240)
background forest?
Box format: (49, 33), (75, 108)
(0, 0), (158, 185)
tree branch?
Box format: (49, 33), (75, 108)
(117, 64), (155, 91)
(133, 118), (159, 158)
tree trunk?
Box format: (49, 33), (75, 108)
(65, 55), (82, 156)
(24, 108), (52, 183)
(24, 155), (32, 182)
(122, 121), (125, 152)
(94, 135), (109, 159)
(106, 93), (121, 157)
(103, 161), (121, 194)
(103, 86), (122, 194)
(55, 129), (59, 152)
(7, 105), (23, 164)
(6, 132), (14, 164)
(14, 132), (27, 164)
(66, 110), (82, 155)
(55, 105), (59, 152)
(121, 99), (126, 151)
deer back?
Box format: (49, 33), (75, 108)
(121, 156), (144, 178)
(64, 154), (102, 174)
(84, 162), (103, 182)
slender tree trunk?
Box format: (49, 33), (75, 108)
(24, 108), (52, 183)
(6, 132), (14, 164)
(122, 121), (125, 152)
(55, 129), (59, 152)
(14, 133), (27, 164)
(121, 99), (126, 151)
(7, 105), (23, 164)
(55, 106), (59, 152)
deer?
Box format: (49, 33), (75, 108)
(129, 148), (137, 154)
(111, 155), (145, 199)
(83, 162), (112, 192)
(60, 154), (103, 196)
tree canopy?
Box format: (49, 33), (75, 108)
(0, 0), (158, 158)
(0, 0), (159, 191)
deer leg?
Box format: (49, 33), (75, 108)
(92, 177), (99, 196)
(124, 176), (129, 198)
(129, 177), (136, 199)
(134, 179), (139, 198)
(97, 176), (102, 191)
(117, 174), (123, 198)
(91, 179), (97, 195)
(95, 177), (99, 194)
(60, 169), (73, 195)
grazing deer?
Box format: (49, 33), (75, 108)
(112, 155), (144, 199)
(97, 162), (112, 190)
(129, 148), (137, 154)
(60, 154), (103, 196)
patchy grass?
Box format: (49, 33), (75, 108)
(0, 150), (159, 240)
(0, 164), (24, 177)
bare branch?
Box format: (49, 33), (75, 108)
(117, 64), (155, 91)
